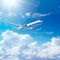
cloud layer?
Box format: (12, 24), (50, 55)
(0, 12), (51, 18)
(0, 30), (60, 60)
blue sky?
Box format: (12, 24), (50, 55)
(0, 0), (60, 60)
(0, 0), (60, 43)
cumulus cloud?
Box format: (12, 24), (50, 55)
(0, 30), (60, 60)
(39, 37), (60, 59)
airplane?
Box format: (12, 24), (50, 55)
(8, 20), (43, 30)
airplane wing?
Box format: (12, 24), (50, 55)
(7, 22), (22, 27)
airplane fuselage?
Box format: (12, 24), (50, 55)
(18, 20), (43, 30)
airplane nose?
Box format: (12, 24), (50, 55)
(37, 20), (43, 23)
(40, 20), (43, 22)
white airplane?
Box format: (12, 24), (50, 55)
(8, 20), (43, 30)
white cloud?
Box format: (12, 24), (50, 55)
(40, 37), (60, 59)
(25, 12), (31, 17)
(24, 12), (51, 18)
(0, 30), (60, 60)
(0, 12), (52, 19)
(32, 12), (51, 18)
(46, 32), (54, 34)
(1, 30), (32, 48)
(7, 12), (17, 17)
